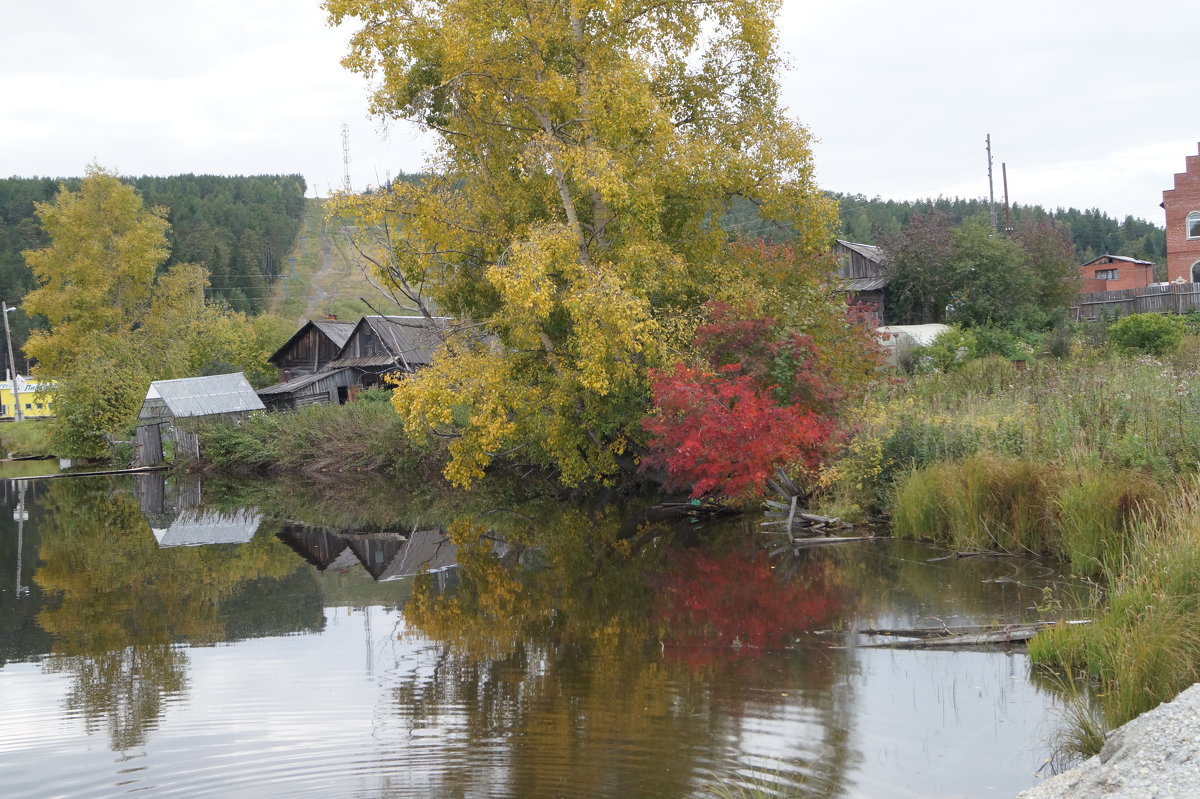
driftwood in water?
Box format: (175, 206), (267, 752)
(858, 620), (1090, 649)
(762, 471), (860, 542)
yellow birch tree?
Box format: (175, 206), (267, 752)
(325, 0), (839, 486)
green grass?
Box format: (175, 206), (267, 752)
(890, 455), (1162, 575)
(0, 420), (54, 458)
(197, 390), (438, 477)
(1029, 477), (1200, 738)
(269, 198), (395, 325)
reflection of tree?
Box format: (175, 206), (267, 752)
(32, 478), (309, 751)
(400, 507), (860, 797)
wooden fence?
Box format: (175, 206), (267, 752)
(1072, 283), (1200, 320)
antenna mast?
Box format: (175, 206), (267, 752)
(986, 134), (998, 231)
(341, 124), (352, 192)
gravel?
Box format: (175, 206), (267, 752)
(1017, 683), (1200, 799)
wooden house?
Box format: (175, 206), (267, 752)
(257, 315), (451, 410)
(834, 239), (890, 324)
(135, 373), (264, 466)
(326, 315), (449, 386)
(267, 318), (357, 382)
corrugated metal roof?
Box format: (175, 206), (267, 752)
(142, 373), (264, 419)
(339, 316), (450, 367)
(1082, 254), (1155, 267)
(256, 367), (355, 396)
(152, 508), (261, 547)
(840, 276), (891, 291)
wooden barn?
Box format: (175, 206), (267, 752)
(834, 239), (891, 324)
(135, 373), (264, 466)
(267, 318), (357, 382)
(326, 315), (449, 387)
(257, 367), (360, 411)
(257, 315), (451, 410)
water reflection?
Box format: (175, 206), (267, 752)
(0, 472), (1089, 797)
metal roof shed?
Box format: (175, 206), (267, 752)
(136, 373), (264, 466)
(139, 373), (264, 423)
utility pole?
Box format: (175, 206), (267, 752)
(342, 124), (352, 193)
(2, 302), (22, 423)
(986, 134), (998, 231)
(1002, 162), (1012, 233)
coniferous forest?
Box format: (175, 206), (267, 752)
(830, 192), (1167, 265)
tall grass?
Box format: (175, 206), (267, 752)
(823, 351), (1200, 518)
(891, 455), (1162, 574)
(1029, 477), (1200, 735)
(0, 420), (54, 458)
(197, 392), (438, 476)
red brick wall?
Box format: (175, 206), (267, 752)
(1077, 260), (1154, 292)
(1164, 144), (1200, 283)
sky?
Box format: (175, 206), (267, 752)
(1, 0), (1197, 224)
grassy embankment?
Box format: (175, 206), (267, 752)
(816, 343), (1200, 745)
(0, 421), (53, 458)
(198, 388), (439, 478)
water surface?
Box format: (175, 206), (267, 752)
(0, 474), (1086, 798)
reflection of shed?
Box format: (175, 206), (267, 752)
(152, 509), (261, 547)
(135, 373), (264, 466)
(267, 319), (357, 382)
(275, 524), (496, 582)
(136, 472), (261, 546)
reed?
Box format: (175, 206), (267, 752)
(1030, 481), (1200, 731)
(891, 455), (1163, 574)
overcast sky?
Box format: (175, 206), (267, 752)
(1, 0), (1196, 224)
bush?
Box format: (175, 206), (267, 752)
(1107, 313), (1185, 356)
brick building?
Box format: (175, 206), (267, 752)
(1077, 254), (1156, 292)
(1163, 143), (1200, 283)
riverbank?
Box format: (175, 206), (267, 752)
(1018, 683), (1200, 798)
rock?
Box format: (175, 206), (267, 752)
(1017, 684), (1200, 799)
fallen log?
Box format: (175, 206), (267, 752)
(858, 620), (1090, 648)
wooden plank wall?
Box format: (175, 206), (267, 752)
(1073, 284), (1200, 320)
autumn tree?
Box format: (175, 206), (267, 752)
(22, 167), (288, 457)
(325, 0), (842, 486)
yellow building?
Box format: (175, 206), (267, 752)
(0, 377), (55, 420)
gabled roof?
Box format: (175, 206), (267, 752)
(836, 239), (885, 263)
(1081, 254), (1155, 267)
(331, 315), (451, 368)
(140, 373), (264, 420)
(267, 319), (357, 366)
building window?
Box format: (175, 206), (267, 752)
(1095, 269), (1118, 280)
(1189, 211), (1200, 239)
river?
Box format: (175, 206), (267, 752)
(0, 473), (1089, 798)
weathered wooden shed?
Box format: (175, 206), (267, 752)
(834, 239), (891, 324)
(135, 373), (264, 466)
(256, 366), (359, 411)
(267, 318), (357, 382)
(326, 315), (449, 387)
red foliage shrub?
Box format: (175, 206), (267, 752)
(642, 362), (834, 498)
(642, 301), (850, 498)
